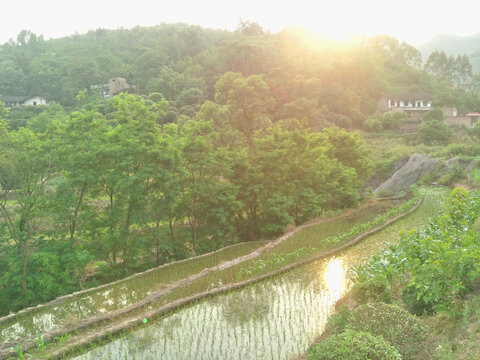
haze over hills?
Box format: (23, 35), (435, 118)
(419, 33), (480, 72)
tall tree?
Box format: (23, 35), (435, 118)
(214, 72), (274, 141)
(0, 127), (51, 303)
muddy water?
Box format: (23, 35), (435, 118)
(74, 187), (448, 360)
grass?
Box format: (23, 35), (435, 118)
(362, 132), (442, 180)
(425, 291), (480, 360)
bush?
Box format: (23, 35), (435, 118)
(402, 285), (434, 316)
(348, 303), (427, 359)
(443, 143), (480, 157)
(364, 115), (383, 132)
(308, 329), (401, 360)
(363, 111), (407, 132)
(148, 92), (165, 103)
(417, 120), (454, 145)
(421, 109), (445, 122)
(354, 189), (480, 316)
(327, 305), (352, 334)
(438, 163), (464, 185)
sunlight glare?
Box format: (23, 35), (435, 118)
(323, 258), (347, 301)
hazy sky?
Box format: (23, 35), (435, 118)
(1, 0), (479, 46)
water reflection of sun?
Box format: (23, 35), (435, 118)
(323, 258), (347, 301)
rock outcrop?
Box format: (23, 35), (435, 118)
(374, 154), (438, 196)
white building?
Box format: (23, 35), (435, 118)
(1, 95), (48, 107)
(377, 93), (433, 119)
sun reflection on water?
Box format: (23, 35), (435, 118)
(323, 257), (347, 301)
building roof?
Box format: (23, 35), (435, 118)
(384, 93), (434, 101)
(466, 112), (480, 117)
(1, 95), (46, 102)
(1, 96), (30, 102)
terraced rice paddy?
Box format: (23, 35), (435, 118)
(0, 240), (269, 344)
(70, 187), (448, 360)
(0, 196), (402, 348)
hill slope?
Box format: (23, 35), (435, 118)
(419, 33), (480, 72)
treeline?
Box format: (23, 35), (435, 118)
(0, 77), (367, 315)
(2, 23), (480, 127)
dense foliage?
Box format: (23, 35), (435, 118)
(2, 24), (480, 125)
(336, 303), (427, 359)
(0, 87), (368, 315)
(308, 329), (401, 360)
(353, 188), (480, 315)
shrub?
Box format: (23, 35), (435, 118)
(353, 189), (480, 316)
(401, 285), (434, 316)
(417, 120), (454, 145)
(308, 329), (401, 360)
(351, 270), (393, 304)
(348, 303), (427, 359)
(418, 173), (435, 185)
(438, 163), (464, 186)
(147, 92), (165, 103)
(327, 305), (352, 334)
(421, 109), (445, 122)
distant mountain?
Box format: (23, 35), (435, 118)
(418, 33), (480, 72)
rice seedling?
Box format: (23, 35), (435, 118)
(71, 188), (448, 360)
(0, 240), (267, 343)
(5, 188), (447, 360)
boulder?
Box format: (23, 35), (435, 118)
(374, 154), (438, 196)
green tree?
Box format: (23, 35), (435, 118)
(143, 123), (186, 263)
(92, 94), (161, 271)
(178, 119), (240, 253)
(49, 107), (108, 242)
(214, 72), (274, 141)
(0, 127), (51, 303)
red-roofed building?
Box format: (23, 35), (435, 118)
(466, 112), (480, 127)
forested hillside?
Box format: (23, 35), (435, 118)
(2, 23), (480, 317)
(2, 23), (480, 120)
(419, 33), (480, 73)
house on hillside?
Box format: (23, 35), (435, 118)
(378, 93), (480, 130)
(1, 95), (48, 107)
(443, 106), (470, 127)
(91, 77), (136, 99)
(442, 106), (458, 118)
(377, 93), (433, 119)
(108, 77), (136, 96)
(466, 112), (480, 126)
(442, 107), (480, 128)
